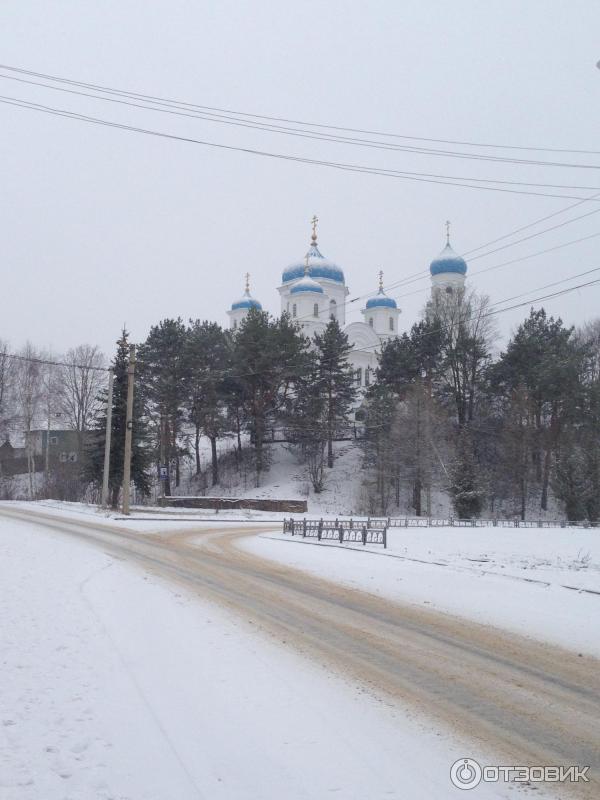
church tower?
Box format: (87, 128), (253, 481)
(227, 274), (262, 330)
(278, 216), (349, 331)
(361, 270), (400, 339)
(429, 221), (467, 303)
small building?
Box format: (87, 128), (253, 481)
(26, 430), (81, 463)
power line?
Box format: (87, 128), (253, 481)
(466, 207), (600, 263)
(4, 94), (600, 204)
(462, 192), (600, 256)
(351, 277), (600, 355)
(2, 72), (600, 177)
(2, 63), (599, 158)
(1, 74), (599, 182)
(323, 228), (600, 325)
(3, 351), (110, 373)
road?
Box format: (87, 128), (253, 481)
(2, 504), (599, 798)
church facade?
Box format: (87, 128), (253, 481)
(227, 218), (467, 389)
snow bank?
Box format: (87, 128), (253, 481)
(241, 526), (600, 657)
(1, 513), (522, 799)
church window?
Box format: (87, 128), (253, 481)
(389, 317), (394, 331)
(355, 367), (362, 385)
(313, 303), (319, 318)
(233, 319), (237, 330)
(365, 367), (371, 386)
(292, 303), (297, 317)
(329, 298), (337, 320)
(445, 285), (454, 295)
(368, 317), (373, 328)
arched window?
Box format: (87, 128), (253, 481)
(356, 367), (362, 385)
(292, 303), (297, 317)
(389, 317), (394, 331)
(368, 317), (374, 328)
(445, 285), (454, 295)
(233, 319), (237, 330)
(365, 366), (371, 386)
(313, 303), (319, 318)
(329, 298), (337, 320)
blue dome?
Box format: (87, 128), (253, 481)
(430, 243), (467, 276)
(366, 294), (397, 309)
(231, 291), (262, 311)
(282, 244), (345, 284)
(290, 275), (324, 295)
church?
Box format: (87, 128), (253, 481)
(227, 217), (468, 388)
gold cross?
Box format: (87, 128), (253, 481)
(245, 272), (250, 292)
(311, 214), (318, 241)
(378, 269), (384, 290)
(445, 220), (451, 244)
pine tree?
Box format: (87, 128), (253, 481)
(448, 428), (484, 519)
(231, 309), (310, 486)
(360, 385), (398, 514)
(491, 308), (586, 511)
(86, 330), (150, 507)
(286, 351), (327, 492)
(137, 318), (188, 494)
(183, 320), (230, 485)
(313, 319), (357, 468)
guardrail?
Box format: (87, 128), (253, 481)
(283, 518), (387, 548)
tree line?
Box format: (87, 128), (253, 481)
(84, 311), (357, 504)
(2, 292), (599, 521)
(363, 290), (600, 521)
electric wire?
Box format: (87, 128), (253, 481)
(2, 63), (599, 158)
(4, 95), (600, 204)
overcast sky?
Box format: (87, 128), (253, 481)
(2, 1), (600, 359)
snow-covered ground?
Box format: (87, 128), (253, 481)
(0, 511), (529, 799)
(241, 525), (600, 657)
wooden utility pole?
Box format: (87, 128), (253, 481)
(101, 371), (114, 507)
(122, 345), (136, 515)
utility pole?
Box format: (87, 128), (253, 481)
(101, 371), (114, 507)
(122, 345), (136, 515)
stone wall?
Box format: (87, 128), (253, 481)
(157, 496), (307, 513)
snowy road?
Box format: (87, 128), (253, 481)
(1, 505), (599, 799)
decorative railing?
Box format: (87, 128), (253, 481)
(283, 515), (598, 536)
(283, 517), (387, 547)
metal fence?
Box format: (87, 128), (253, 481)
(284, 515), (599, 535)
(283, 518), (387, 547)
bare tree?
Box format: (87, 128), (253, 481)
(430, 289), (496, 426)
(57, 345), (106, 457)
(0, 339), (14, 443)
(14, 344), (44, 498)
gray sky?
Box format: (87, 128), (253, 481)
(2, 0), (600, 359)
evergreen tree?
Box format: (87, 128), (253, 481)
(286, 351), (327, 492)
(313, 320), (357, 468)
(360, 385), (398, 514)
(231, 308), (310, 486)
(448, 428), (484, 519)
(86, 329), (151, 507)
(491, 308), (586, 510)
(377, 318), (445, 397)
(183, 320), (230, 485)
(137, 318), (188, 495)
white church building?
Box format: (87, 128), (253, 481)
(227, 218), (467, 389)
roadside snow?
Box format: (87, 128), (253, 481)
(0, 513), (526, 800)
(240, 526), (600, 657)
